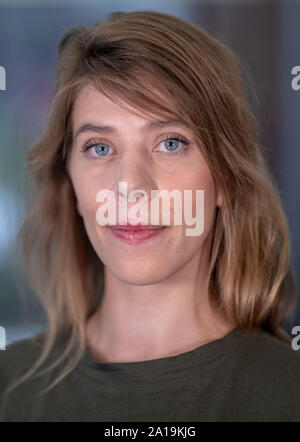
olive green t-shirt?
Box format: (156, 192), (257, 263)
(1, 326), (300, 422)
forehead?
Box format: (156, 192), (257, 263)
(72, 82), (180, 126)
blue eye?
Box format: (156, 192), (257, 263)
(94, 144), (110, 156)
(158, 136), (190, 154)
(80, 134), (190, 159)
(163, 138), (180, 152)
(81, 141), (111, 157)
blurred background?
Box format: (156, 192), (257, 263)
(0, 0), (299, 345)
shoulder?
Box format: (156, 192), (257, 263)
(0, 334), (44, 394)
(0, 331), (69, 398)
(228, 326), (300, 371)
(225, 327), (300, 418)
(232, 326), (300, 364)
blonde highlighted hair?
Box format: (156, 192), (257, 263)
(8, 10), (297, 394)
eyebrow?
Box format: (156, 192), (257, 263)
(74, 119), (185, 142)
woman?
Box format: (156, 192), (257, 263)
(1, 10), (300, 422)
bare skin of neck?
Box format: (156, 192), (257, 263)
(86, 239), (236, 364)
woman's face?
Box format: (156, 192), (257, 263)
(68, 84), (222, 285)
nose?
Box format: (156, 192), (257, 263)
(113, 150), (156, 204)
(119, 185), (146, 200)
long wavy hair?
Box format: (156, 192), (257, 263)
(8, 10), (297, 394)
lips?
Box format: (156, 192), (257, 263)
(107, 224), (167, 244)
(108, 223), (166, 231)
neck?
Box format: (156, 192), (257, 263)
(86, 240), (235, 363)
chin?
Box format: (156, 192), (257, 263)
(109, 264), (170, 286)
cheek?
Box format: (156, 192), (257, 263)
(202, 183), (217, 235)
(178, 167), (217, 237)
(71, 169), (98, 219)
(177, 164), (216, 202)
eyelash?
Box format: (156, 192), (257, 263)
(79, 134), (190, 158)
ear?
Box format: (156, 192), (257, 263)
(216, 187), (223, 208)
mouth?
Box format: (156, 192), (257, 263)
(108, 222), (167, 230)
(106, 224), (168, 244)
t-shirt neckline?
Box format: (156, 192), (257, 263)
(77, 326), (243, 385)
